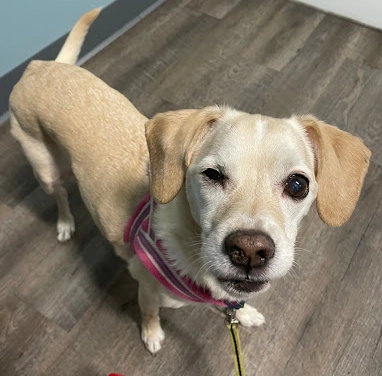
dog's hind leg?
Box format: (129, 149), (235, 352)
(10, 115), (75, 242)
(53, 182), (75, 242)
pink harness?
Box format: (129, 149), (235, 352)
(124, 194), (242, 308)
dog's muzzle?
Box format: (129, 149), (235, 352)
(218, 230), (275, 293)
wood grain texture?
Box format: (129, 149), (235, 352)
(241, 1), (325, 71)
(0, 124), (38, 208)
(1, 0), (381, 375)
(187, 0), (242, 19)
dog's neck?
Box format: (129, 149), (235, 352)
(152, 187), (205, 284)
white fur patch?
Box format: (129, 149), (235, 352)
(256, 119), (267, 141)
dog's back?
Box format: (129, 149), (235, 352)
(9, 9), (149, 251)
(10, 60), (148, 163)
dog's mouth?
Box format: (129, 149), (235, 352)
(218, 278), (269, 293)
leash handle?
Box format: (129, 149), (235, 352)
(226, 309), (246, 376)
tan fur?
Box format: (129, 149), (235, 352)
(298, 115), (371, 227)
(9, 10), (149, 251)
(56, 8), (102, 64)
(145, 108), (223, 203)
(9, 9), (371, 355)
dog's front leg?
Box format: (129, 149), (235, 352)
(236, 303), (266, 327)
(138, 284), (165, 354)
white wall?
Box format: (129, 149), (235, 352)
(296, 0), (382, 30)
(0, 0), (114, 77)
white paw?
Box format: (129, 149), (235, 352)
(236, 304), (266, 327)
(142, 326), (165, 354)
(57, 216), (75, 242)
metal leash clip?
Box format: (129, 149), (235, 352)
(225, 307), (240, 326)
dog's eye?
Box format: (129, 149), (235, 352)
(285, 174), (309, 199)
(202, 168), (225, 182)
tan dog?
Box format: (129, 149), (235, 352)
(9, 9), (371, 354)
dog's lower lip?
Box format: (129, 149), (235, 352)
(218, 278), (269, 293)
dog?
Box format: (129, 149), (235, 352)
(9, 9), (371, 354)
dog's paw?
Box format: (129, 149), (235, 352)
(141, 325), (165, 355)
(236, 304), (266, 327)
(57, 216), (75, 242)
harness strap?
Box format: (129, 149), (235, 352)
(125, 193), (243, 307)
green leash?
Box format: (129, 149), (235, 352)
(226, 307), (246, 376)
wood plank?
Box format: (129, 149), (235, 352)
(0, 204), (13, 227)
(49, 272), (239, 376)
(251, 14), (367, 117)
(0, 295), (67, 376)
(311, 59), (382, 166)
(345, 25), (382, 70)
(148, 0), (287, 108)
(0, 186), (124, 333)
(83, 1), (219, 113)
(187, 0), (242, 19)
(0, 187), (59, 280)
(241, 1), (325, 71)
(0, 123), (38, 208)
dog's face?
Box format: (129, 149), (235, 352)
(146, 107), (370, 301)
(184, 111), (317, 298)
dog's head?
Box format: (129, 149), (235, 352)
(145, 107), (371, 301)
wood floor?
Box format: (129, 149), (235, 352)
(1, 0), (381, 375)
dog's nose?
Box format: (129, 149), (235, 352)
(224, 230), (275, 270)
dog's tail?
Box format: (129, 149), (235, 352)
(55, 8), (101, 65)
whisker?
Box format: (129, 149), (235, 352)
(186, 255), (211, 269)
(194, 260), (215, 281)
(294, 247), (314, 255)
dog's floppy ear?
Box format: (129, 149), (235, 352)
(145, 107), (223, 204)
(298, 115), (371, 227)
